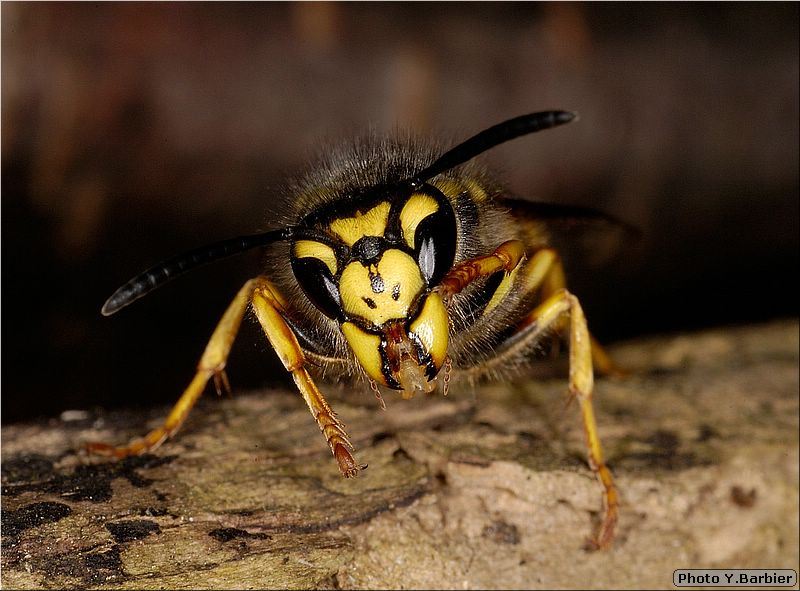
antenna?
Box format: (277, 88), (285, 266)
(411, 111), (576, 185)
(102, 229), (291, 315)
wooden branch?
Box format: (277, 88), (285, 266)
(2, 320), (798, 589)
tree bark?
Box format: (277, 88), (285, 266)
(2, 320), (798, 589)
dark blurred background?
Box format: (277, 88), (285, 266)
(2, 2), (798, 423)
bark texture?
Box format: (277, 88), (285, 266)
(2, 320), (798, 589)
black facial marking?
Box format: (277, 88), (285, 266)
(406, 329), (437, 380)
(371, 275), (385, 294)
(378, 337), (401, 390)
(352, 235), (386, 265)
(363, 297), (377, 309)
(392, 283), (400, 301)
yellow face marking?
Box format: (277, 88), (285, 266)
(339, 249), (424, 326)
(293, 240), (338, 275)
(409, 292), (449, 369)
(399, 194), (439, 250)
(341, 322), (386, 385)
(329, 201), (391, 246)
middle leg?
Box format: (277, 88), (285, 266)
(491, 247), (624, 376)
(524, 288), (619, 548)
(447, 245), (619, 547)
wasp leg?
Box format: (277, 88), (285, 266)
(250, 282), (364, 478)
(518, 248), (625, 377)
(439, 241), (619, 374)
(88, 277), (362, 477)
(434, 241), (619, 545)
(516, 289), (619, 549)
(87, 277), (264, 458)
(438, 239), (525, 302)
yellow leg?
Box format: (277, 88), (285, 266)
(444, 244), (619, 546)
(526, 289), (619, 549)
(519, 248), (625, 377)
(87, 278), (263, 458)
(89, 277), (363, 478)
(250, 283), (364, 478)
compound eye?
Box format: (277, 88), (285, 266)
(412, 198), (456, 286)
(291, 241), (343, 320)
(292, 258), (342, 320)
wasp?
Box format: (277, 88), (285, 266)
(89, 111), (621, 548)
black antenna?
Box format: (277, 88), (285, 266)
(102, 228), (292, 316)
(103, 111), (576, 315)
(410, 111), (577, 186)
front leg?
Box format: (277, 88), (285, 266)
(88, 276), (363, 478)
(476, 247), (625, 377)
(250, 282), (364, 478)
(437, 239), (525, 302)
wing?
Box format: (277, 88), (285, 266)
(497, 196), (641, 268)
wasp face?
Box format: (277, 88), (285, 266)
(290, 185), (456, 397)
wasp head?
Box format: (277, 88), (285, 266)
(291, 185), (456, 397)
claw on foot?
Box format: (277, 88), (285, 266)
(334, 443), (366, 478)
(582, 489), (618, 551)
(84, 428), (167, 459)
(591, 510), (618, 550)
(212, 369), (232, 397)
(84, 440), (141, 459)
